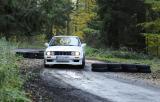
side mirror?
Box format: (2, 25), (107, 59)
(44, 43), (49, 47)
(81, 43), (86, 48)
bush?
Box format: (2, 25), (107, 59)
(111, 51), (151, 59)
(83, 28), (102, 47)
(0, 38), (30, 102)
(85, 46), (152, 60)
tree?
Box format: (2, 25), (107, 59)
(142, 0), (160, 33)
(96, 0), (149, 50)
(41, 0), (72, 39)
(0, 0), (72, 40)
(70, 0), (96, 39)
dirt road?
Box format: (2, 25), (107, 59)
(41, 60), (160, 102)
(21, 59), (160, 102)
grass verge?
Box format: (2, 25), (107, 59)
(0, 38), (30, 102)
(86, 46), (160, 72)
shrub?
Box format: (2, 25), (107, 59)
(85, 46), (152, 60)
(0, 38), (30, 102)
(83, 28), (102, 47)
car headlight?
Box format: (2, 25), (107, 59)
(75, 51), (80, 56)
(46, 51), (54, 56)
(46, 51), (51, 55)
(71, 51), (80, 56)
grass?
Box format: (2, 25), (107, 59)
(86, 46), (160, 72)
(15, 35), (46, 49)
(17, 41), (45, 49)
(0, 38), (30, 102)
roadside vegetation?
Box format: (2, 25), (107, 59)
(86, 46), (160, 72)
(0, 38), (30, 102)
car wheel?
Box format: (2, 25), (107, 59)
(44, 64), (50, 68)
(79, 58), (85, 69)
(78, 64), (85, 69)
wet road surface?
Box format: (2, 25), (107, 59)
(41, 60), (160, 102)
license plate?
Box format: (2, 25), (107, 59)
(56, 56), (69, 62)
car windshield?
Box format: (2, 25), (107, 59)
(49, 37), (80, 46)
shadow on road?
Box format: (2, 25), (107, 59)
(45, 64), (85, 70)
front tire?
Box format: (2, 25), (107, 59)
(44, 64), (50, 68)
(44, 60), (50, 68)
(79, 58), (85, 69)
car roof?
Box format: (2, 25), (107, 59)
(54, 36), (78, 38)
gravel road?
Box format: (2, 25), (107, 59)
(20, 59), (160, 102)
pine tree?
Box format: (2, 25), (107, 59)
(97, 0), (148, 50)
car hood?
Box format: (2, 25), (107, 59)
(45, 46), (82, 52)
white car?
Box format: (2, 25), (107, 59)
(44, 36), (86, 68)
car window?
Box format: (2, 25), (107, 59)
(49, 37), (80, 46)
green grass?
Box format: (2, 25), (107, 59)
(0, 38), (30, 102)
(86, 46), (160, 72)
(17, 41), (45, 49)
(15, 35), (46, 49)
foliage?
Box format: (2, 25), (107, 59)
(83, 28), (101, 47)
(0, 0), (72, 40)
(144, 33), (160, 47)
(0, 38), (30, 102)
(86, 46), (152, 60)
(142, 19), (160, 33)
(141, 0), (160, 34)
(145, 0), (160, 11)
(144, 33), (160, 56)
(86, 46), (160, 72)
(70, 0), (97, 39)
(96, 0), (149, 50)
(140, 1), (160, 56)
(16, 35), (47, 49)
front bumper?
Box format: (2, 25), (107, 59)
(44, 56), (83, 65)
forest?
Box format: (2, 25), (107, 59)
(0, 0), (160, 54)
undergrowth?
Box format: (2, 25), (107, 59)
(86, 46), (160, 72)
(0, 38), (30, 102)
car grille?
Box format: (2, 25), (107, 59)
(54, 51), (72, 55)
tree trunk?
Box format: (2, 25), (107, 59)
(66, 14), (71, 35)
(46, 22), (54, 41)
